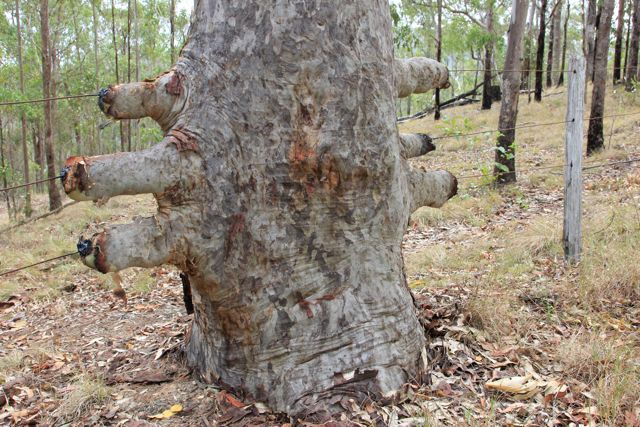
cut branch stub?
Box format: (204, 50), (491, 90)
(395, 57), (450, 98)
(408, 168), (458, 212)
(399, 133), (436, 158)
(77, 215), (181, 273)
(98, 70), (187, 131)
(66, 1), (458, 416)
(62, 140), (202, 202)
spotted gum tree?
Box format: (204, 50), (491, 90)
(62, 0), (455, 415)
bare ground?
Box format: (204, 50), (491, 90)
(1, 85), (639, 426)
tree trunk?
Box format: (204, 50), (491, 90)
(587, 0), (615, 155)
(92, 0), (100, 91)
(16, 0), (32, 218)
(557, 1), (570, 86)
(495, 0), (528, 184)
(535, 0), (548, 101)
(626, 0), (640, 90)
(110, 0), (126, 152)
(62, 1), (456, 416)
(546, 12), (555, 87)
(613, 0), (626, 83)
(40, 0), (61, 211)
(434, 0), (442, 120)
(552, 0), (563, 82)
(482, 4), (494, 110)
(134, 0), (141, 151)
(169, 0), (176, 64)
(0, 116), (12, 218)
(521, 0), (537, 91)
(585, 0), (598, 79)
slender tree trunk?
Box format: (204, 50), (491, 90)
(557, 1), (570, 86)
(521, 0), (537, 90)
(547, 12), (555, 87)
(40, 0), (61, 211)
(624, 3), (632, 75)
(585, 0), (598, 79)
(552, 0), (563, 81)
(535, 0), (548, 101)
(92, 0), (100, 90)
(134, 0), (141, 151)
(169, 0), (176, 64)
(627, 0), (640, 89)
(482, 4), (494, 109)
(63, 2), (457, 415)
(15, 0), (32, 217)
(495, 0), (529, 184)
(0, 117), (12, 218)
(434, 0), (442, 119)
(588, 0), (615, 154)
(110, 0), (125, 152)
(613, 0), (626, 82)
(124, 0), (132, 152)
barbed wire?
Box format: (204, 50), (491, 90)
(0, 93), (98, 107)
(0, 251), (78, 277)
(0, 175), (62, 193)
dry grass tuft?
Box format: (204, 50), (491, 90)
(557, 331), (639, 424)
(52, 374), (111, 423)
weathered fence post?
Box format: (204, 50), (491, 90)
(563, 56), (585, 264)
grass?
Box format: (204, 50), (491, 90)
(51, 374), (111, 423)
(403, 82), (640, 424)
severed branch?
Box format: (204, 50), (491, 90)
(78, 216), (175, 273)
(98, 70), (187, 131)
(395, 58), (450, 98)
(407, 168), (458, 212)
(62, 139), (202, 202)
(399, 133), (436, 159)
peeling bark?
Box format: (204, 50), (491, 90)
(65, 1), (455, 415)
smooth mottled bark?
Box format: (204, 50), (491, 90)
(40, 0), (61, 211)
(547, 12), (555, 87)
(613, 0), (626, 83)
(585, 0), (598, 80)
(557, 1), (569, 86)
(587, 0), (615, 154)
(535, 0), (548, 101)
(552, 0), (563, 82)
(64, 1), (455, 416)
(495, 0), (528, 183)
(0, 117), (12, 218)
(482, 4), (494, 110)
(626, 0), (640, 90)
(521, 0), (537, 91)
(435, 0), (442, 120)
(16, 0), (31, 217)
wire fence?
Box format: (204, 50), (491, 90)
(1, 66), (639, 276)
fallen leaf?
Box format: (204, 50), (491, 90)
(148, 403), (183, 419)
(486, 375), (542, 400)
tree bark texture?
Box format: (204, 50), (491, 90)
(535, 0), (548, 101)
(557, 1), (570, 86)
(626, 0), (640, 90)
(521, 0), (537, 91)
(613, 0), (626, 83)
(16, 0), (32, 217)
(552, 0), (563, 82)
(63, 1), (455, 416)
(585, 0), (598, 80)
(547, 12), (555, 87)
(40, 0), (61, 211)
(434, 0), (442, 120)
(482, 5), (494, 110)
(588, 0), (615, 154)
(495, 0), (529, 183)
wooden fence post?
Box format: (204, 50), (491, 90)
(563, 56), (585, 264)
